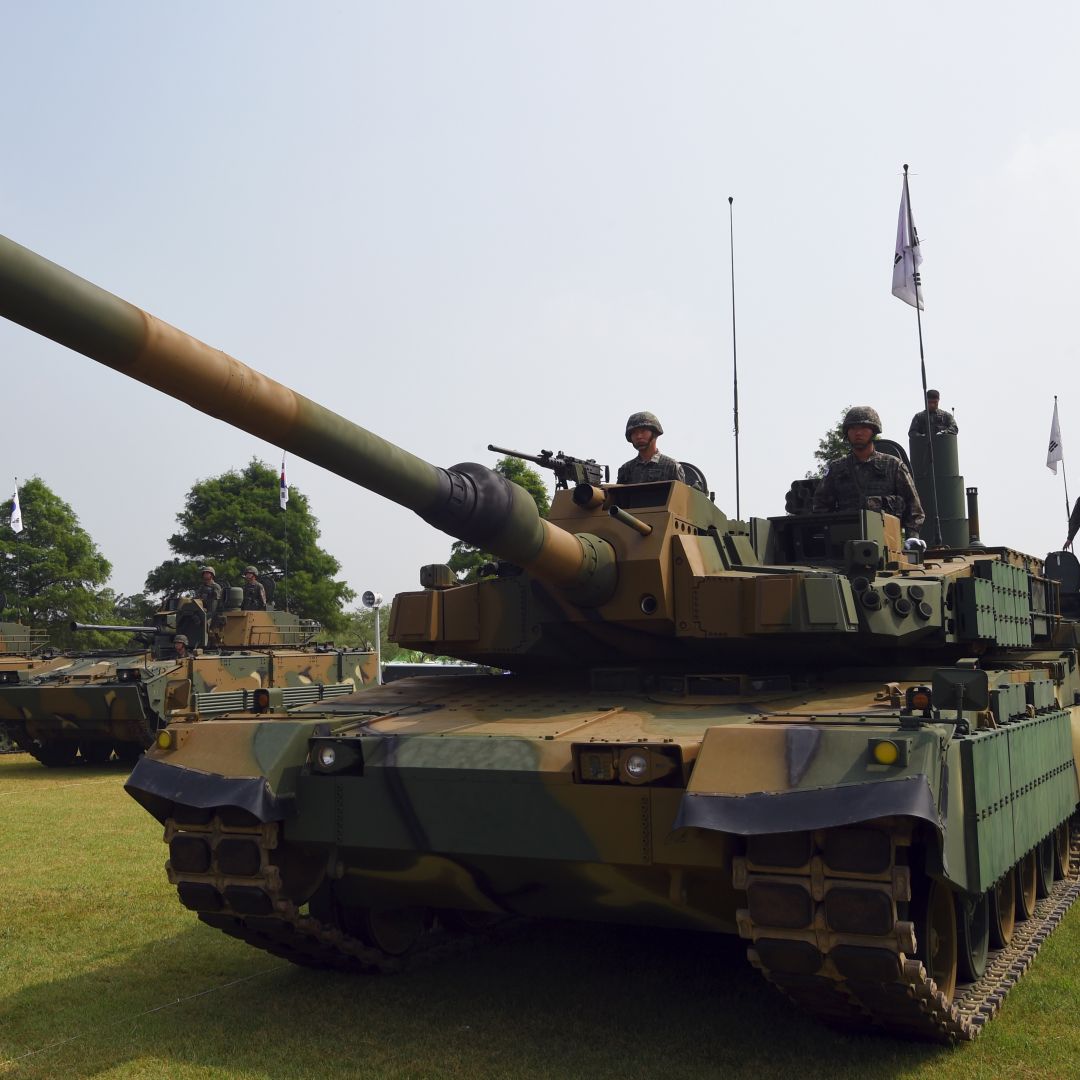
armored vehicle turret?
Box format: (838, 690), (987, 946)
(2, 232), (1079, 1041)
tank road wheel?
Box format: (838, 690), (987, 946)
(113, 742), (143, 765)
(1054, 822), (1072, 880)
(358, 908), (428, 957)
(1016, 851), (1038, 921)
(439, 909), (504, 933)
(32, 741), (78, 767)
(955, 891), (990, 983)
(1035, 837), (1056, 899)
(79, 741), (113, 765)
(911, 876), (958, 1002)
(989, 870), (1016, 949)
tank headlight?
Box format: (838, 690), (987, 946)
(573, 743), (681, 786)
(156, 729), (175, 750)
(309, 738), (364, 775)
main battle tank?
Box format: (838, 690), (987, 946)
(0, 594), (378, 766)
(2, 233), (1078, 1042)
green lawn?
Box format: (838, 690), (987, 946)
(2, 751), (1078, 1079)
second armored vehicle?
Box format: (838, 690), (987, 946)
(0, 595), (378, 766)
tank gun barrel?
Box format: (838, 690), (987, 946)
(70, 621), (156, 634)
(0, 234), (615, 604)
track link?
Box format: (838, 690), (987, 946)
(165, 813), (512, 972)
(734, 819), (1080, 1041)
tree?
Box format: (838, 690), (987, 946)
(808, 408), (852, 478)
(334, 605), (408, 662)
(144, 460), (355, 630)
(447, 457), (551, 582)
(0, 477), (114, 644)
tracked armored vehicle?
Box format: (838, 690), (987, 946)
(2, 233), (1079, 1041)
(0, 574), (378, 767)
(0, 620), (70, 753)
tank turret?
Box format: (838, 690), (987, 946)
(3, 231), (1080, 1043)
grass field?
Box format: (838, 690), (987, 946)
(2, 752), (1079, 1079)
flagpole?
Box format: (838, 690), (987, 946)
(903, 165), (943, 547)
(728, 195), (741, 520)
(1056, 396), (1072, 526)
(281, 454), (289, 613)
(12, 477), (20, 608)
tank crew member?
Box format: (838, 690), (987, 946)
(812, 406), (926, 541)
(1065, 498), (1080, 551)
(173, 634), (189, 659)
(617, 411), (686, 484)
(908, 389), (958, 437)
(241, 566), (268, 611)
(197, 565), (223, 618)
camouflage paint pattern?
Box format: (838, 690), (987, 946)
(5, 232), (1080, 1039)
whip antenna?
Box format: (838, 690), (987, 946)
(728, 196), (741, 520)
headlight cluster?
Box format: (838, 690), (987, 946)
(573, 743), (682, 786)
(308, 738), (364, 775)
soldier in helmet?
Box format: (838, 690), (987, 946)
(617, 411), (687, 485)
(173, 633), (190, 659)
(241, 566), (268, 611)
(812, 406), (926, 541)
(908, 389), (958, 437)
(196, 566), (223, 618)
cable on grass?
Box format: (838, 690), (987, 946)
(0, 967), (277, 1067)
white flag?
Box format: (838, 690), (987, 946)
(10, 489), (22, 534)
(892, 173), (924, 309)
(279, 455), (289, 510)
(1047, 401), (1064, 473)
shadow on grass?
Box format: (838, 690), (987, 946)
(2, 917), (955, 1079)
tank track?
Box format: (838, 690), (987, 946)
(164, 813), (513, 973)
(733, 818), (1080, 1042)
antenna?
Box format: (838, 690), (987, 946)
(728, 196), (741, 520)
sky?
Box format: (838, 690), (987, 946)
(2, 1), (1079, 608)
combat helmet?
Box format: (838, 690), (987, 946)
(625, 411), (664, 441)
(243, 566), (259, 576)
(174, 634), (189, 646)
(842, 406), (882, 436)
(199, 566), (216, 577)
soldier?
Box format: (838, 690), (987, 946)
(241, 566), (268, 611)
(173, 634), (189, 659)
(908, 389), (958, 437)
(197, 566), (223, 618)
(617, 411), (686, 484)
(813, 406), (926, 543)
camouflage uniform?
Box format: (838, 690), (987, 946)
(617, 452), (686, 485)
(197, 580), (223, 617)
(812, 451), (926, 534)
(241, 580), (267, 611)
(908, 407), (958, 437)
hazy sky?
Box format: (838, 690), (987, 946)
(2, 1), (1079, 608)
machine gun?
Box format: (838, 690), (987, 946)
(488, 445), (609, 490)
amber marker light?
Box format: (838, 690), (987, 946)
(156, 730), (174, 750)
(873, 741), (899, 765)
(868, 738), (908, 766)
